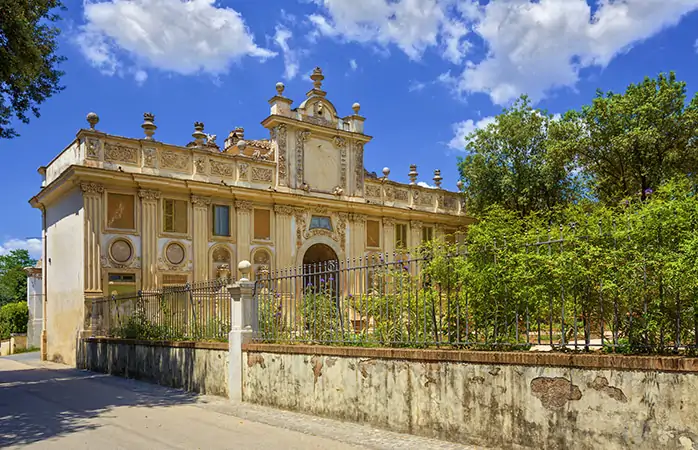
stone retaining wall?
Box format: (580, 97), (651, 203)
(241, 344), (698, 450)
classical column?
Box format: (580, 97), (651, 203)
(348, 213), (366, 295)
(139, 189), (160, 291)
(273, 205), (294, 270)
(235, 200), (253, 272)
(192, 195), (211, 282)
(383, 218), (395, 260)
(81, 182), (104, 294)
(410, 220), (423, 251)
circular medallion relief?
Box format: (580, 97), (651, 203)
(165, 242), (186, 265)
(110, 239), (133, 263)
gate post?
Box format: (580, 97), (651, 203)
(228, 260), (256, 402)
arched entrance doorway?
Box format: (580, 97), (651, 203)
(302, 243), (339, 294)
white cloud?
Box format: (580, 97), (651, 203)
(0, 239), (42, 260)
(417, 181), (437, 189)
(349, 59), (358, 71)
(448, 116), (496, 151)
(308, 0), (698, 104)
(695, 38), (698, 53)
(408, 80), (427, 92)
(76, 0), (276, 80)
(274, 26), (299, 79)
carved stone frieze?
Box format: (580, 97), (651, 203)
(239, 163), (249, 180)
(274, 204), (295, 216)
(275, 124), (288, 186)
(235, 200), (253, 212)
(348, 213), (367, 223)
(294, 210), (307, 248)
(143, 147), (157, 168)
(395, 189), (409, 201)
(101, 255), (141, 270)
(410, 220), (423, 230)
(354, 142), (364, 195)
(138, 189), (160, 201)
(80, 182), (104, 195)
(385, 185), (395, 201)
(157, 257), (188, 272)
(443, 194), (458, 210)
(383, 218), (395, 228)
(86, 138), (100, 159)
(365, 184), (381, 198)
(296, 130), (310, 186)
(210, 160), (233, 177)
(191, 195), (211, 208)
(160, 150), (189, 171)
(303, 114), (333, 127)
(333, 136), (347, 148)
(104, 143), (138, 164)
(251, 167), (273, 183)
(194, 157), (207, 174)
(418, 192), (434, 206)
(340, 145), (348, 189)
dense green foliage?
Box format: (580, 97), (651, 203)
(0, 0), (65, 139)
(0, 249), (36, 306)
(0, 301), (28, 339)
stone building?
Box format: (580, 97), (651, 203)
(29, 67), (471, 364)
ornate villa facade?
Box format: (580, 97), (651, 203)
(29, 68), (472, 364)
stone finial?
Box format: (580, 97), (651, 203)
(311, 67), (324, 90)
(433, 169), (443, 188)
(408, 164), (418, 185)
(352, 102), (361, 115)
(86, 112), (99, 130)
(141, 112), (156, 140)
(382, 167), (390, 180)
(237, 139), (247, 152)
(192, 122), (206, 146)
(238, 260), (252, 281)
(276, 82), (285, 96)
(457, 180), (464, 191)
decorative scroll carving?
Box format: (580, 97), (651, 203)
(239, 163), (249, 180)
(312, 205), (329, 215)
(104, 143), (137, 164)
(395, 189), (409, 201)
(160, 150), (189, 170)
(339, 145), (347, 189)
(253, 249), (271, 265)
(274, 204), (295, 216)
(303, 114), (333, 127)
(210, 159), (233, 177)
(101, 255), (141, 270)
(294, 210), (307, 248)
(365, 184), (381, 198)
(86, 138), (100, 159)
(418, 192), (434, 206)
(191, 195), (211, 208)
(333, 136), (347, 148)
(348, 213), (367, 223)
(251, 167), (273, 183)
(143, 147), (156, 168)
(336, 213), (347, 251)
(385, 185), (395, 201)
(294, 210), (347, 251)
(410, 221), (423, 230)
(383, 218), (395, 228)
(235, 200), (253, 212)
(212, 246), (231, 263)
(194, 157), (207, 174)
(296, 130), (310, 186)
(138, 189), (160, 201)
(275, 125), (288, 186)
(355, 142), (364, 195)
(80, 182), (104, 195)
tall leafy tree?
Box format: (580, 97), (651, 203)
(0, 0), (65, 139)
(457, 96), (578, 218)
(552, 72), (698, 204)
(0, 249), (36, 306)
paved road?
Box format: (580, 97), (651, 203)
(0, 353), (476, 450)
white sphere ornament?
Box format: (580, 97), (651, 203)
(382, 167), (390, 177)
(352, 102), (361, 114)
(238, 260), (252, 277)
(276, 82), (285, 95)
(237, 139), (247, 151)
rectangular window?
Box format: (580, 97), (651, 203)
(366, 220), (380, 248)
(163, 199), (188, 234)
(212, 205), (230, 237)
(422, 226), (434, 244)
(107, 273), (136, 297)
(253, 209), (271, 240)
(395, 223), (408, 249)
(107, 193), (135, 230)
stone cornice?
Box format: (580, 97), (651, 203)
(261, 114), (373, 142)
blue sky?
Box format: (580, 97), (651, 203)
(3, 0), (698, 259)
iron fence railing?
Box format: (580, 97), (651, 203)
(254, 240), (698, 355)
(91, 278), (233, 341)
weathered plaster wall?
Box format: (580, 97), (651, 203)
(242, 350), (698, 450)
(78, 338), (228, 397)
(26, 272), (43, 349)
(45, 187), (84, 366)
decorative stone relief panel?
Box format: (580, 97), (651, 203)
(194, 156), (207, 174)
(104, 143), (138, 164)
(395, 189), (409, 202)
(239, 163), (249, 181)
(210, 159), (234, 177)
(418, 192), (434, 207)
(336, 137), (348, 190)
(354, 142), (364, 196)
(274, 124), (288, 186)
(251, 166), (273, 183)
(86, 138), (101, 159)
(443, 194), (458, 210)
(296, 130), (310, 187)
(143, 147), (157, 168)
(160, 150), (189, 171)
(102, 237), (140, 269)
(384, 185), (395, 201)
(365, 184), (381, 199)
(294, 209), (347, 251)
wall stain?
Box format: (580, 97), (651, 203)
(530, 377), (582, 409)
(310, 355), (323, 383)
(247, 353), (266, 369)
(588, 376), (627, 403)
(326, 357), (337, 368)
(489, 367), (501, 376)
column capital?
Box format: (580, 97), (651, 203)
(191, 195), (211, 208)
(348, 213), (367, 223)
(80, 182), (104, 195)
(273, 204), (295, 216)
(410, 220), (423, 230)
(138, 189), (160, 201)
(383, 218), (395, 228)
(235, 200), (253, 212)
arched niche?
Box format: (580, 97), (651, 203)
(251, 247), (273, 281)
(210, 245), (233, 281)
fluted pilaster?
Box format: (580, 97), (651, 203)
(235, 200), (253, 270)
(192, 195), (211, 282)
(81, 182), (104, 293)
(139, 189), (160, 290)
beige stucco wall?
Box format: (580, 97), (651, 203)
(78, 339), (228, 397)
(242, 351), (698, 450)
(45, 187), (85, 365)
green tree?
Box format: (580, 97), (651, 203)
(0, 301), (28, 339)
(457, 95), (578, 217)
(0, 0), (65, 139)
(0, 249), (36, 306)
(553, 72), (698, 204)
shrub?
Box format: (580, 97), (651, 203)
(0, 301), (29, 339)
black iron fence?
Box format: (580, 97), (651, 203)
(91, 278), (233, 341)
(254, 239), (698, 355)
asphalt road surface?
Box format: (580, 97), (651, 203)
(0, 353), (476, 450)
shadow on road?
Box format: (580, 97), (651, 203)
(0, 363), (198, 447)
